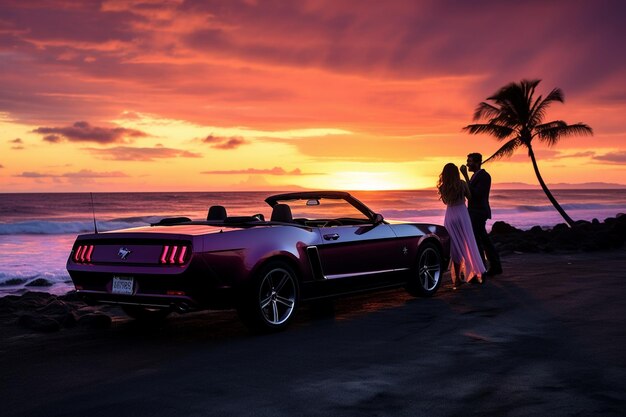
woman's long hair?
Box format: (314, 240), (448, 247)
(437, 163), (464, 205)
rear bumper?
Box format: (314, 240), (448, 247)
(69, 264), (237, 311)
(76, 286), (237, 311)
(77, 290), (198, 312)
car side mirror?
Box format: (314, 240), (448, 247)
(373, 213), (384, 224)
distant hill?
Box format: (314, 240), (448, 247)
(493, 182), (626, 190)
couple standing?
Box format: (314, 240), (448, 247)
(437, 153), (502, 289)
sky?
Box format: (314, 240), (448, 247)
(1, 0), (625, 192)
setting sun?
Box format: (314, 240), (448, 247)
(324, 171), (408, 191)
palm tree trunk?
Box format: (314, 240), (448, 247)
(527, 145), (575, 227)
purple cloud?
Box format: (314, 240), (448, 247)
(17, 172), (49, 178)
(202, 135), (221, 144)
(84, 146), (202, 161)
(43, 135), (62, 143)
(203, 135), (248, 150)
(593, 151), (626, 164)
(16, 169), (128, 178)
(34, 121), (147, 144)
(213, 138), (247, 150)
(560, 151), (596, 158)
(10, 137), (24, 149)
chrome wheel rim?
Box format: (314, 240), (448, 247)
(418, 247), (441, 291)
(259, 267), (296, 325)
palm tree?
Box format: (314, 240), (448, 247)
(463, 79), (593, 227)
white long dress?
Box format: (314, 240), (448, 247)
(444, 199), (486, 280)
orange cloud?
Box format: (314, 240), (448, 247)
(202, 167), (315, 175)
(84, 145), (202, 161)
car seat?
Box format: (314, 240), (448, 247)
(270, 204), (293, 223)
(207, 205), (227, 221)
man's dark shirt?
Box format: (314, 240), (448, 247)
(467, 169), (492, 220)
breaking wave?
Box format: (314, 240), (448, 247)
(0, 217), (162, 235)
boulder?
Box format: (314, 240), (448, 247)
(18, 313), (61, 332)
(77, 313), (112, 329)
(25, 278), (54, 287)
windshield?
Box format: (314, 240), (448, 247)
(275, 198), (369, 221)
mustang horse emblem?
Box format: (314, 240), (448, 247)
(117, 247), (132, 260)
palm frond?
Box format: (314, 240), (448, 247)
(536, 122), (593, 146)
(491, 80), (538, 125)
(483, 138), (523, 163)
(463, 123), (514, 140)
(529, 88), (563, 126)
(473, 102), (500, 121)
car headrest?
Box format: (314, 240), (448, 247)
(271, 204), (293, 223)
(207, 205), (227, 221)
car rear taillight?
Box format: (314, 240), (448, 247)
(73, 245), (94, 263)
(159, 245), (190, 265)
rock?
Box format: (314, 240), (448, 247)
(1, 292), (99, 332)
(490, 221), (522, 235)
(36, 299), (76, 327)
(552, 223), (569, 233)
(25, 278), (54, 287)
(0, 278), (28, 287)
(18, 313), (61, 332)
(77, 313), (112, 329)
(529, 225), (544, 234)
(60, 291), (83, 303)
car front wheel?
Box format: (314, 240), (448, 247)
(406, 242), (443, 297)
(237, 261), (300, 333)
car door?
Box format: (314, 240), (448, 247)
(313, 222), (407, 291)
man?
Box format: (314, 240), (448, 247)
(460, 153), (502, 276)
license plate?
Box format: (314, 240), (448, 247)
(112, 276), (134, 295)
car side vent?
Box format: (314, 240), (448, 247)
(73, 245), (94, 263)
(159, 245), (189, 265)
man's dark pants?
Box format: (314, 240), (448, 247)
(470, 213), (502, 272)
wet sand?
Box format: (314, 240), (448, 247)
(1, 249), (625, 416)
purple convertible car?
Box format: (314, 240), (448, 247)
(67, 191), (450, 332)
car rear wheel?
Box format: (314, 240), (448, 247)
(406, 242), (443, 297)
(237, 261), (300, 333)
(122, 305), (170, 322)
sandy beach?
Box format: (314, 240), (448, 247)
(1, 248), (625, 416)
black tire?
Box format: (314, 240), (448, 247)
(406, 242), (443, 297)
(122, 305), (171, 322)
(237, 261), (300, 333)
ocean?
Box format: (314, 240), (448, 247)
(1, 189), (624, 297)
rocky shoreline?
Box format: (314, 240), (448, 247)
(491, 213), (626, 253)
(0, 291), (114, 333)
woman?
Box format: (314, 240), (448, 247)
(437, 163), (486, 288)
